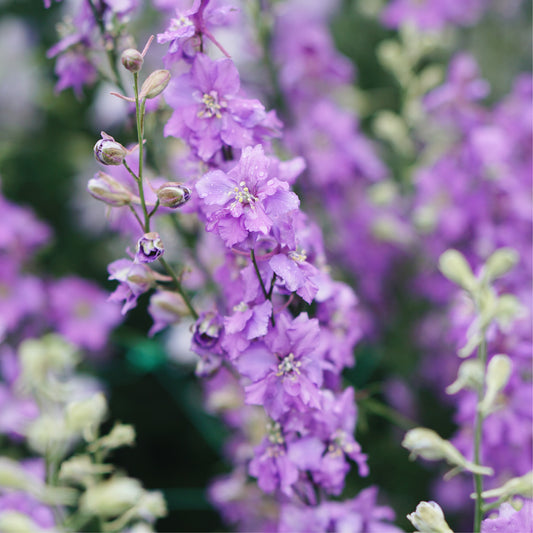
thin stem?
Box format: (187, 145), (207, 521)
(133, 73), (150, 232)
(360, 397), (417, 431)
(148, 199), (160, 218)
(128, 205), (144, 229)
(86, 0), (127, 95)
(473, 336), (488, 533)
(159, 256), (199, 320)
(251, 248), (269, 300)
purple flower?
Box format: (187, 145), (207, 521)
(482, 501), (533, 533)
(107, 258), (156, 314)
(51, 50), (98, 99)
(237, 313), (324, 420)
(196, 145), (299, 247)
(164, 55), (277, 161)
(48, 276), (122, 352)
(135, 232), (165, 263)
(148, 290), (188, 336)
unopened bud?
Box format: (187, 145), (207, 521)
(148, 290), (189, 336)
(0, 457), (32, 491)
(95, 423), (136, 451)
(26, 413), (72, 456)
(0, 511), (44, 533)
(402, 427), (493, 476)
(88, 172), (136, 207)
(484, 247), (519, 282)
(156, 182), (192, 208)
(478, 354), (512, 416)
(94, 132), (128, 166)
(407, 501), (453, 533)
(140, 69), (171, 99)
(135, 232), (164, 263)
(121, 48), (144, 73)
(439, 249), (477, 292)
(478, 471), (533, 500)
(59, 455), (113, 484)
(65, 392), (108, 442)
(446, 359), (484, 395)
(80, 476), (144, 518)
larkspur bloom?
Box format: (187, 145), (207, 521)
(196, 145), (300, 247)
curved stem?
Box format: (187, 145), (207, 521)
(159, 257), (199, 320)
(251, 248), (275, 327)
(473, 336), (488, 533)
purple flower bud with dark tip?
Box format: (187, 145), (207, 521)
(156, 182), (192, 208)
(121, 48), (144, 73)
(94, 132), (127, 166)
(192, 311), (223, 351)
(135, 232), (164, 263)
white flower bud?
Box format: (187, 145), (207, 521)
(138, 490), (167, 519)
(0, 510), (45, 533)
(446, 359), (484, 394)
(479, 471), (533, 500)
(439, 249), (477, 292)
(483, 247), (519, 282)
(95, 423), (136, 451)
(58, 455), (113, 484)
(0, 457), (32, 491)
(26, 413), (73, 457)
(407, 501), (454, 533)
(80, 477), (144, 518)
(66, 392), (108, 442)
(88, 172), (137, 207)
(139, 69), (171, 99)
(478, 354), (512, 416)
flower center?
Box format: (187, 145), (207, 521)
(289, 250), (307, 263)
(276, 353), (302, 377)
(198, 91), (225, 119)
(233, 181), (257, 204)
(170, 15), (193, 31)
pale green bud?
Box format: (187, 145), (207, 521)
(0, 457), (32, 491)
(94, 132), (128, 166)
(373, 110), (414, 157)
(367, 181), (398, 207)
(26, 413), (73, 457)
(494, 294), (525, 331)
(438, 249), (477, 292)
(139, 490), (167, 519)
(371, 216), (412, 245)
(95, 423), (136, 451)
(58, 455), (113, 485)
(80, 476), (144, 518)
(66, 392), (108, 442)
(402, 428), (493, 476)
(483, 247), (519, 282)
(413, 205), (438, 234)
(407, 501), (453, 533)
(478, 354), (512, 416)
(478, 471), (533, 500)
(88, 172), (137, 207)
(446, 359), (484, 395)
(140, 69), (171, 99)
(156, 182), (192, 208)
(0, 510), (45, 533)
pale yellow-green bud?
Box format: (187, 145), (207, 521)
(80, 477), (144, 518)
(0, 510), (45, 533)
(0, 457), (32, 491)
(88, 172), (137, 207)
(26, 413), (73, 457)
(412, 205), (438, 234)
(66, 392), (108, 442)
(407, 501), (454, 533)
(446, 359), (484, 395)
(438, 249), (477, 292)
(402, 428), (493, 476)
(371, 216), (412, 245)
(128, 524), (155, 533)
(483, 247), (519, 282)
(95, 423), (136, 451)
(367, 181), (398, 207)
(373, 110), (414, 157)
(478, 471), (533, 500)
(139, 490), (167, 519)
(494, 294), (525, 331)
(478, 354), (512, 416)
(140, 69), (171, 99)
(58, 455), (113, 485)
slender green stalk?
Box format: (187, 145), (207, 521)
(159, 256), (199, 320)
(473, 336), (488, 533)
(250, 248), (275, 326)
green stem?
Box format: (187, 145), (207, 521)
(360, 397), (417, 431)
(86, 0), (127, 95)
(473, 336), (488, 533)
(133, 73), (150, 232)
(250, 248), (275, 326)
(158, 256), (199, 320)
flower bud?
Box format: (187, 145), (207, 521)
(148, 290), (189, 336)
(96, 423), (136, 451)
(26, 413), (72, 457)
(65, 392), (108, 442)
(80, 476), (144, 518)
(484, 247), (519, 282)
(156, 182), (192, 208)
(59, 455), (113, 484)
(88, 172), (136, 207)
(479, 471), (533, 500)
(193, 312), (223, 351)
(407, 501), (453, 533)
(446, 359), (484, 394)
(121, 48), (144, 73)
(135, 232), (164, 263)
(94, 132), (128, 166)
(0, 511), (43, 533)
(439, 249), (477, 292)
(478, 354), (512, 416)
(139, 69), (171, 99)
(0, 457), (32, 491)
